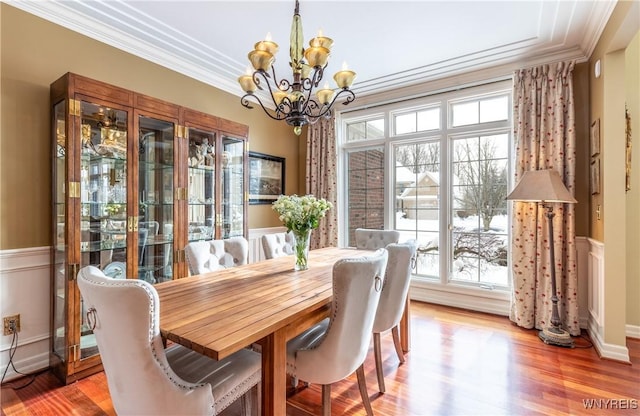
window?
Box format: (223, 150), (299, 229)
(451, 95), (509, 127)
(394, 107), (440, 135)
(339, 83), (512, 303)
(451, 133), (509, 286)
(394, 141), (441, 277)
(346, 118), (385, 142)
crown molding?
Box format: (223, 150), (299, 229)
(5, 0), (612, 101)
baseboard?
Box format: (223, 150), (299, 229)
(0, 351), (50, 382)
(588, 318), (631, 363)
(626, 324), (640, 339)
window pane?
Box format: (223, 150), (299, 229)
(480, 96), (508, 123)
(347, 148), (385, 245)
(395, 113), (416, 135)
(417, 108), (440, 131)
(452, 101), (478, 127)
(347, 121), (366, 142)
(367, 119), (385, 139)
(450, 133), (509, 286)
(395, 108), (440, 135)
(347, 118), (385, 141)
(394, 142), (440, 279)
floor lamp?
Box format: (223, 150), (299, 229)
(507, 169), (577, 348)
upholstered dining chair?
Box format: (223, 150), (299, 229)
(261, 231), (295, 260)
(286, 249), (388, 416)
(355, 228), (401, 250)
(372, 241), (417, 393)
(185, 236), (249, 275)
(76, 265), (261, 415)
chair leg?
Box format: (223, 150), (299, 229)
(322, 384), (331, 416)
(391, 325), (405, 364)
(240, 392), (250, 416)
(356, 364), (374, 416)
(373, 332), (386, 393)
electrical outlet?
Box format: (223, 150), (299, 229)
(3, 314), (20, 335)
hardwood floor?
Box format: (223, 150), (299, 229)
(2, 301), (639, 415)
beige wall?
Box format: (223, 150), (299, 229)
(589, 0), (639, 344)
(0, 4), (298, 249)
(573, 63), (591, 237)
(625, 31), (640, 327)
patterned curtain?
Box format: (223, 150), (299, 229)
(511, 61), (579, 336)
(306, 116), (338, 249)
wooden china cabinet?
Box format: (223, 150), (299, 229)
(50, 72), (248, 383)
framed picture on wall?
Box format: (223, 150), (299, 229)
(591, 119), (601, 157)
(248, 151), (285, 205)
(590, 158), (601, 195)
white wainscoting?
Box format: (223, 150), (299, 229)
(0, 246), (52, 381)
(585, 238), (630, 362)
(576, 236), (591, 329)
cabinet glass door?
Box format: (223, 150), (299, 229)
(78, 101), (129, 360)
(52, 100), (68, 361)
(138, 116), (175, 283)
(221, 136), (245, 238)
(187, 128), (216, 241)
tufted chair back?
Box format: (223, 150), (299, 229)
(77, 266), (261, 415)
(371, 240), (416, 393)
(185, 237), (249, 275)
(261, 232), (295, 259)
(355, 228), (400, 250)
(374, 241), (417, 333)
(287, 249), (388, 415)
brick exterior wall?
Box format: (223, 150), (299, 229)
(347, 149), (384, 245)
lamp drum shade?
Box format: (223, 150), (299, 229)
(506, 170), (577, 204)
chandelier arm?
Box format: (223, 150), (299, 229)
(302, 98), (321, 117)
(240, 94), (255, 109)
(241, 93), (288, 121)
(298, 84), (316, 116)
(338, 89), (357, 105)
(251, 70), (269, 92)
(311, 66), (325, 88)
(307, 88), (356, 119)
(254, 70), (295, 110)
(268, 66), (292, 91)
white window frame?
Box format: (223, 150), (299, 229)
(336, 80), (513, 315)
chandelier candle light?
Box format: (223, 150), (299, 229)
(272, 194), (332, 271)
(238, 0), (356, 135)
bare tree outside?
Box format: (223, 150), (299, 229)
(396, 142), (439, 173)
(453, 137), (508, 231)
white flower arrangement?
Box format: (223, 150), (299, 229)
(272, 194), (332, 270)
(272, 194), (333, 234)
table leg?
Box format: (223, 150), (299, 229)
(259, 328), (287, 416)
(400, 296), (411, 353)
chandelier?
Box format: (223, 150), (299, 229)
(238, 0), (356, 135)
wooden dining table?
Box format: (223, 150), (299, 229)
(156, 246), (411, 416)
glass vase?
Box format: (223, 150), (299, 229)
(292, 229), (311, 271)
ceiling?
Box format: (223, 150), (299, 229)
(9, 1), (616, 99)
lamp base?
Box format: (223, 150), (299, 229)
(539, 326), (575, 348)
